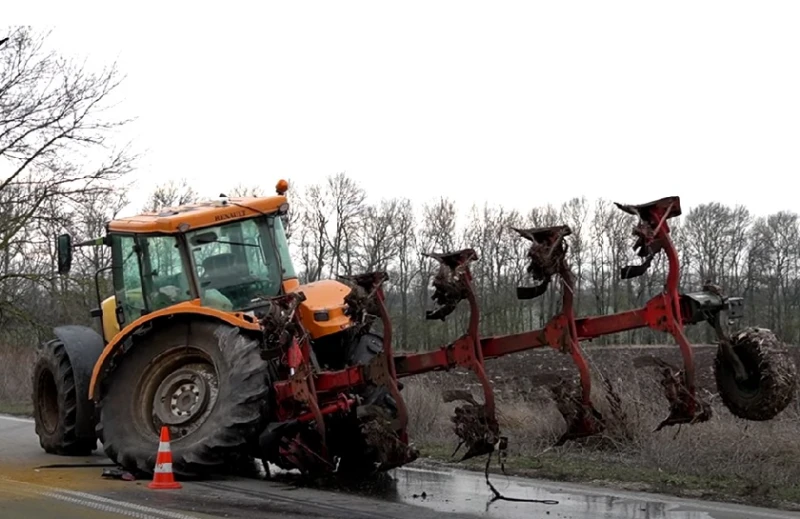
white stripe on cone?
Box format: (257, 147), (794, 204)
(154, 463), (172, 473)
(158, 443), (170, 453)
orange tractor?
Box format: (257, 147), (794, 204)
(31, 183), (797, 478)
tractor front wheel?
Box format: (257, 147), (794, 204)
(96, 320), (270, 478)
(714, 327), (797, 421)
(31, 339), (97, 456)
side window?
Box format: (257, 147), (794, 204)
(241, 219), (268, 277)
(112, 235), (145, 325)
(271, 216), (296, 279)
(142, 236), (193, 311)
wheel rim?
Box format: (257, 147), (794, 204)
(154, 364), (213, 426)
(137, 348), (219, 441)
(36, 369), (59, 435)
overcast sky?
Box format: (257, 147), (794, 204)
(13, 1), (800, 219)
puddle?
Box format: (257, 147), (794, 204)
(259, 459), (790, 519)
(376, 465), (789, 519)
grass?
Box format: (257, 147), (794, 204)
(0, 344), (34, 418)
(0, 402), (33, 416)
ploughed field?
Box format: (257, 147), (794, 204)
(487, 343), (799, 396)
(400, 340), (800, 453)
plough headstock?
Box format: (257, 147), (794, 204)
(257, 291), (308, 351)
(338, 271), (390, 328)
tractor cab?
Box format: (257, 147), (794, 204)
(56, 182), (299, 343)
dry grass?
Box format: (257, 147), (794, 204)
(0, 345), (34, 415)
(401, 348), (800, 509)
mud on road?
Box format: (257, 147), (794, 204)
(3, 413), (799, 519)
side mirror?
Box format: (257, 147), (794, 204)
(57, 234), (73, 275)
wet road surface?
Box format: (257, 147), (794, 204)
(1, 414), (797, 519)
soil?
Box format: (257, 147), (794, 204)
(407, 342), (800, 403)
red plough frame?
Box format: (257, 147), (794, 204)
(270, 196), (745, 470)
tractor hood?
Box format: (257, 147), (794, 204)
(289, 279), (354, 339)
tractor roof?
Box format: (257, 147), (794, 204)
(107, 195), (288, 234)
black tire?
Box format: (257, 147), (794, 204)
(335, 332), (402, 476)
(31, 339), (97, 456)
(346, 332), (398, 413)
(96, 320), (270, 478)
(714, 327), (797, 421)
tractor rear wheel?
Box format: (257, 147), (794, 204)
(96, 320), (270, 478)
(714, 327), (797, 421)
(31, 339), (97, 456)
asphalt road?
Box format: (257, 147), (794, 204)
(0, 414), (797, 519)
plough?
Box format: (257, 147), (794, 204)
(35, 189), (797, 480)
(264, 196), (796, 473)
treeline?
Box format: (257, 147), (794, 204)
(14, 169), (797, 353)
(6, 170), (800, 352)
(287, 173), (800, 349)
(2, 27), (799, 357)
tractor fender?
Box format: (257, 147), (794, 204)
(51, 325), (105, 439)
(88, 301), (261, 402)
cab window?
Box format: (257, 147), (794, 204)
(110, 234), (193, 323)
(110, 234), (145, 325)
(140, 235), (193, 311)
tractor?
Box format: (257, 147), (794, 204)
(31, 184), (797, 479)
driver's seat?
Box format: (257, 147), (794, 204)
(201, 253), (248, 288)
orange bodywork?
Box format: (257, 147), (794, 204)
(108, 195), (288, 234)
(88, 280), (355, 400)
(87, 300), (261, 400)
(286, 279), (354, 338)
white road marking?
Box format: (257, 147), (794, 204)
(41, 491), (167, 519)
(59, 489), (203, 519)
(0, 476), (202, 519)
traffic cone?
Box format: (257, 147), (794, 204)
(148, 426), (182, 490)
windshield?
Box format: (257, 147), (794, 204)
(187, 215), (294, 311)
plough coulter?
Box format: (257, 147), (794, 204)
(33, 187), (797, 480)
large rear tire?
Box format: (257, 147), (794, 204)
(31, 339), (97, 456)
(96, 320), (270, 478)
(714, 327), (797, 421)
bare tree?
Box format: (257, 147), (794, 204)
(227, 183), (263, 197)
(324, 173), (366, 277)
(296, 183), (329, 282)
(393, 198), (418, 350)
(355, 198), (400, 273)
(0, 26), (135, 327)
(142, 178), (198, 212)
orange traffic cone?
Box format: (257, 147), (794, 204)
(148, 426), (182, 490)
